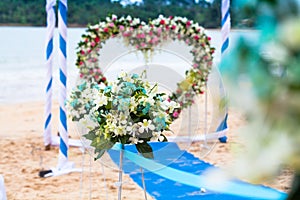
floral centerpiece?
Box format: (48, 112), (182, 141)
(67, 71), (179, 159)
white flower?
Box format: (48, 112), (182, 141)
(138, 119), (155, 133)
(118, 71), (127, 78)
(160, 100), (179, 112)
(132, 18), (140, 25)
(126, 15), (132, 21)
(129, 136), (143, 144)
(114, 125), (127, 136)
(94, 92), (108, 108)
(111, 14), (117, 20)
(119, 112), (128, 125)
(126, 122), (137, 133)
(89, 24), (99, 30)
(129, 97), (139, 112)
(150, 131), (165, 142)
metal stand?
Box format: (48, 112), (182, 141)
(200, 83), (209, 152)
(118, 144), (124, 200)
(140, 167), (148, 200)
(188, 106), (192, 142)
(204, 83), (208, 147)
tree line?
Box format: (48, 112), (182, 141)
(0, 0), (254, 28)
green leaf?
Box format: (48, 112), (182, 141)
(94, 149), (106, 160)
(136, 142), (154, 159)
(83, 131), (96, 140)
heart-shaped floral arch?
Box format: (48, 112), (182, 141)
(75, 15), (215, 118)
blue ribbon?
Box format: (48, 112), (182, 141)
(112, 143), (287, 200)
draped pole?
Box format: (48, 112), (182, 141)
(39, 0), (82, 178)
(221, 0), (230, 54)
(218, 0), (231, 143)
(57, 0), (69, 169)
(44, 0), (56, 149)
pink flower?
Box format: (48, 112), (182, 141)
(171, 25), (176, 30)
(79, 73), (84, 78)
(151, 36), (159, 44)
(141, 43), (147, 48)
(157, 27), (162, 34)
(173, 111), (179, 118)
(80, 50), (85, 55)
(109, 22), (114, 27)
(193, 63), (198, 68)
(207, 36), (211, 41)
(119, 25), (125, 31)
(194, 35), (200, 40)
(103, 27), (109, 32)
(91, 41), (96, 47)
(137, 33), (145, 39)
(160, 19), (165, 25)
(79, 61), (84, 66)
(123, 32), (130, 37)
(186, 21), (191, 28)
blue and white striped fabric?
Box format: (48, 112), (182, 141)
(221, 0), (231, 54)
(218, 0), (231, 143)
(57, 0), (69, 169)
(44, 0), (56, 146)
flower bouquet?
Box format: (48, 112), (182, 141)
(67, 71), (179, 160)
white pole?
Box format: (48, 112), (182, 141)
(57, 0), (69, 168)
(44, 0), (56, 149)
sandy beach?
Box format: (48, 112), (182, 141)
(0, 101), (294, 199)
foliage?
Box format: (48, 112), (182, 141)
(0, 0), (253, 28)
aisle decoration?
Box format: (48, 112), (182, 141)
(75, 14), (215, 116)
(67, 71), (179, 159)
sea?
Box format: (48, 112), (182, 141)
(0, 27), (258, 105)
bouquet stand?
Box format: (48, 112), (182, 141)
(117, 144), (148, 200)
(117, 144), (124, 200)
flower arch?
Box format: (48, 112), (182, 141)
(75, 15), (215, 118)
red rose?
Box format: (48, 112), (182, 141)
(95, 37), (100, 43)
(103, 27), (109, 33)
(160, 20), (165, 25)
